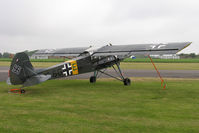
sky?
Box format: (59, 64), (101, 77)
(0, 0), (198, 54)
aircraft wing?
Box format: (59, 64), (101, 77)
(92, 42), (191, 57)
(33, 47), (89, 57)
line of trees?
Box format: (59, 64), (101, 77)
(179, 53), (199, 58)
(135, 53), (199, 59)
(0, 52), (11, 58)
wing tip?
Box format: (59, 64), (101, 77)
(177, 42), (192, 53)
(183, 42), (192, 49)
(185, 42), (192, 47)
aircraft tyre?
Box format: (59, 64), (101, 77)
(21, 89), (26, 94)
(124, 78), (131, 86)
(90, 76), (96, 83)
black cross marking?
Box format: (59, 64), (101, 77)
(62, 63), (72, 76)
(12, 64), (22, 75)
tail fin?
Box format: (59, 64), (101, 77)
(8, 52), (35, 85)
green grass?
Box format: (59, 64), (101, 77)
(0, 79), (199, 133)
(120, 62), (199, 70)
(0, 58), (11, 61)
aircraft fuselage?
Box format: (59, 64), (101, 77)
(39, 55), (119, 80)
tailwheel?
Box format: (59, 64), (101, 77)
(20, 89), (26, 94)
(90, 76), (96, 83)
(123, 78), (131, 86)
(9, 88), (26, 94)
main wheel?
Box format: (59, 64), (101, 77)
(90, 76), (96, 83)
(123, 78), (131, 86)
(21, 89), (26, 94)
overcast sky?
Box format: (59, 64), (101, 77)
(0, 0), (198, 53)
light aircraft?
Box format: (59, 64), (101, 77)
(7, 42), (191, 93)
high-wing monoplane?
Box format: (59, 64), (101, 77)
(7, 42), (191, 93)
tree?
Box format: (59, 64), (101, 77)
(190, 53), (196, 58)
(0, 53), (2, 58)
(3, 52), (10, 58)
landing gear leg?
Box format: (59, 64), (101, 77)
(90, 71), (97, 83)
(94, 62), (131, 86)
(90, 76), (96, 83)
(115, 62), (131, 86)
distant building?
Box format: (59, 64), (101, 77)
(150, 54), (180, 59)
(31, 49), (54, 59)
(31, 55), (49, 59)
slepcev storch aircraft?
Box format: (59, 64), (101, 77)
(7, 42), (191, 93)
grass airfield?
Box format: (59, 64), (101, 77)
(0, 78), (199, 133)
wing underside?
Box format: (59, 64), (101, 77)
(33, 47), (89, 57)
(92, 42), (191, 57)
(33, 42), (191, 58)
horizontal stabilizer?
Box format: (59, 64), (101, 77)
(23, 74), (51, 87)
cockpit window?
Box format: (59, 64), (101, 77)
(79, 51), (90, 57)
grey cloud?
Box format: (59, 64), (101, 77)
(0, 0), (198, 53)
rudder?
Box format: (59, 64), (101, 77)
(9, 52), (35, 85)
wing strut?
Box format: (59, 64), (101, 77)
(148, 55), (166, 89)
